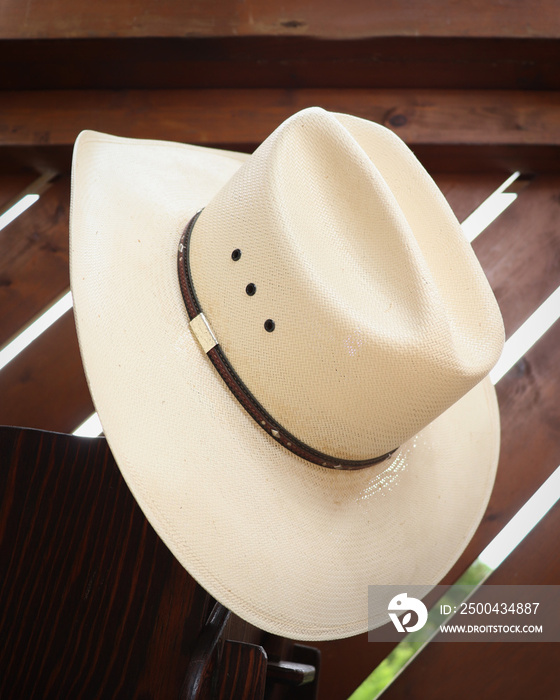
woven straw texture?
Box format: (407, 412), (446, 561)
(70, 108), (502, 640)
(192, 111), (503, 460)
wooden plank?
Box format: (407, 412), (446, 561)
(488, 492), (560, 589)
(433, 172), (510, 224)
(472, 174), (560, 338)
(0, 145), (74, 178)
(411, 144), (560, 175)
(3, 89), (560, 150)
(0, 311), (94, 433)
(1, 37), (559, 92)
(216, 641), (267, 699)
(446, 322), (560, 579)
(0, 427), (287, 699)
(383, 491), (560, 700)
(0, 176), (70, 347)
(0, 0), (559, 40)
(438, 175), (560, 578)
(0, 173), (37, 209)
(0, 427), (195, 699)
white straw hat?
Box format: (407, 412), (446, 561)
(70, 107), (504, 641)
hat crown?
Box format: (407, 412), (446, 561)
(189, 108), (504, 461)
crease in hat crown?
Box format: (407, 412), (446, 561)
(186, 107), (505, 463)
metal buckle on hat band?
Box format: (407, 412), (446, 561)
(189, 313), (218, 353)
(177, 211), (396, 471)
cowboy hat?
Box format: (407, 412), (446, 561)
(70, 107), (504, 640)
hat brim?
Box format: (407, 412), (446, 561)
(70, 130), (500, 641)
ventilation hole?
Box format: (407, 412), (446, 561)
(246, 283), (256, 296)
(231, 249), (241, 261)
(264, 319), (275, 332)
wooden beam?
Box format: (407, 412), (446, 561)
(0, 311), (94, 433)
(1, 37), (559, 92)
(2, 88), (559, 148)
(2, 88), (559, 172)
(472, 173), (560, 338)
(0, 173), (37, 209)
(0, 0), (559, 40)
(432, 172), (512, 224)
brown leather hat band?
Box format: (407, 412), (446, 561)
(177, 211), (395, 470)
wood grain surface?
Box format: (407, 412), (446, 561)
(0, 427), (321, 699)
(1, 37), (558, 92)
(0, 176), (69, 348)
(0, 427), (213, 699)
(2, 88), (558, 175)
(0, 0), (559, 40)
(0, 310), (94, 432)
(0, 173), (38, 209)
(3, 89), (560, 149)
(472, 174), (560, 337)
